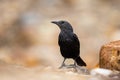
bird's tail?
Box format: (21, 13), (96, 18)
(75, 56), (87, 66)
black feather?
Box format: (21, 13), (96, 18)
(52, 20), (86, 67)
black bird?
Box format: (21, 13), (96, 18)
(51, 20), (86, 68)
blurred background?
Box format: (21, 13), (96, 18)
(0, 0), (120, 69)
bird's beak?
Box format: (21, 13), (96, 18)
(51, 21), (59, 25)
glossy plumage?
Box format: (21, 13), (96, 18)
(52, 20), (86, 68)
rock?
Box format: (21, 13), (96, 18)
(90, 68), (120, 80)
(99, 40), (120, 71)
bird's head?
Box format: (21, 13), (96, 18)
(51, 20), (73, 32)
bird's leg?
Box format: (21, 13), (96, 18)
(59, 58), (66, 69)
(73, 61), (77, 67)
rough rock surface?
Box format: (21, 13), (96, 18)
(100, 40), (120, 71)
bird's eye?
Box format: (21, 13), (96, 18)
(61, 21), (65, 24)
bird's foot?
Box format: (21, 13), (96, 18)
(63, 64), (77, 68)
(59, 64), (76, 69)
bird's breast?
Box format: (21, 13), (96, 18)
(59, 34), (73, 42)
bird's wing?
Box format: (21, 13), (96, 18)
(58, 33), (80, 46)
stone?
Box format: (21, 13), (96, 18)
(99, 40), (120, 71)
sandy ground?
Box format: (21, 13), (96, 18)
(0, 61), (90, 80)
(0, 57), (120, 80)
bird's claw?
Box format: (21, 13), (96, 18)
(68, 64), (76, 68)
(59, 64), (77, 69)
